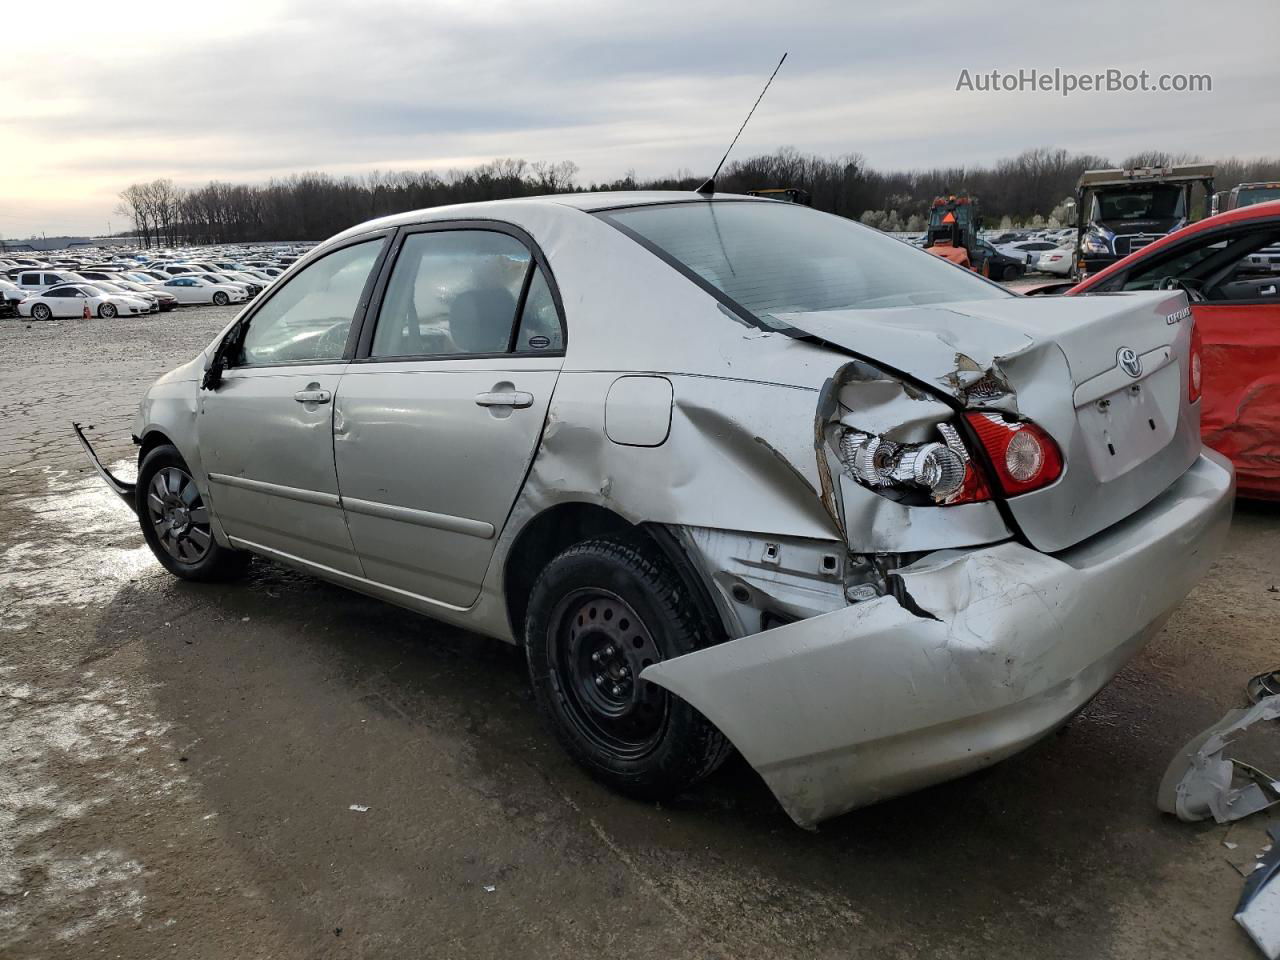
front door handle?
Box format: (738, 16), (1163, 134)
(294, 388), (332, 404)
(475, 390), (533, 409)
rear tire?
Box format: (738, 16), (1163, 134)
(212, 291), (229, 306)
(525, 534), (731, 800)
(31, 303), (51, 321)
(137, 444), (249, 582)
(1004, 264), (1022, 281)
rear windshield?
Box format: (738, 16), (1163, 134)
(599, 200), (1008, 331)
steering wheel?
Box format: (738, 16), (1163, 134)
(1156, 276), (1207, 303)
(313, 320), (351, 358)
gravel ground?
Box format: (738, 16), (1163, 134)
(2, 305), (1279, 959)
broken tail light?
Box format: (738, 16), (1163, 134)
(1188, 320), (1203, 404)
(836, 423), (991, 505)
(965, 413), (1063, 496)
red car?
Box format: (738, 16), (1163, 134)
(1065, 200), (1280, 499)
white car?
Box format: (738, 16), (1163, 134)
(995, 240), (1061, 268)
(194, 273), (255, 297)
(19, 283), (152, 319)
(83, 280), (162, 313)
(1036, 244), (1078, 277)
(157, 276), (249, 306)
(0, 278), (25, 316)
(14, 269), (87, 293)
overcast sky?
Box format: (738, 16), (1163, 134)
(2, 0), (1276, 236)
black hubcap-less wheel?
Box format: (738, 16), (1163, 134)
(549, 589), (668, 759)
(146, 467), (212, 563)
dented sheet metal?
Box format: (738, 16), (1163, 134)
(644, 451), (1234, 828)
(1158, 696), (1280, 824)
(1197, 304), (1280, 500)
(781, 291), (1204, 553)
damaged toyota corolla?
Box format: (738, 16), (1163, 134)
(76, 192), (1235, 828)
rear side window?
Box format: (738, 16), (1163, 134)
(514, 267), (562, 351)
(370, 230), (531, 359)
(600, 201), (1008, 330)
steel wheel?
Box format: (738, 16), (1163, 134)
(145, 466), (212, 564)
(547, 588), (669, 760)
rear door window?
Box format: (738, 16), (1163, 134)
(370, 230), (531, 359)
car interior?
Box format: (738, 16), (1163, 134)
(1101, 224), (1280, 302)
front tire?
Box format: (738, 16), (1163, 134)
(212, 291), (230, 306)
(99, 302), (117, 318)
(1004, 264), (1022, 281)
(525, 535), (730, 800)
(137, 444), (249, 582)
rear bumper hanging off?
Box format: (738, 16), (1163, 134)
(72, 421), (137, 512)
(643, 450), (1235, 828)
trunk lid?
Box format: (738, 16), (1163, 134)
(783, 290), (1201, 552)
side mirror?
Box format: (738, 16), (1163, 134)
(201, 327), (240, 391)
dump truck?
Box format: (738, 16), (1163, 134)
(1075, 164), (1215, 278)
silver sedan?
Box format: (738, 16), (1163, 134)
(77, 192), (1234, 828)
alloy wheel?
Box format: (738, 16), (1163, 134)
(145, 467), (213, 563)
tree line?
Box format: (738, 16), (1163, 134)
(116, 148), (1280, 246)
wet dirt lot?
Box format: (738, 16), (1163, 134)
(2, 306), (1279, 959)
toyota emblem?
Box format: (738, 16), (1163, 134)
(1117, 347), (1142, 379)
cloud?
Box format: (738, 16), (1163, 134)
(2, 0), (1277, 234)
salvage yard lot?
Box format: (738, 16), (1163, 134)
(2, 307), (1279, 959)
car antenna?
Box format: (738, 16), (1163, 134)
(696, 52), (788, 196)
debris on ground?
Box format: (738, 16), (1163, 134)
(1250, 671), (1280, 704)
(1236, 823), (1280, 958)
(1158, 696), (1280, 823)
(349, 804), (370, 813)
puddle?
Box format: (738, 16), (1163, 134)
(2, 463), (159, 631)
(0, 463), (186, 946)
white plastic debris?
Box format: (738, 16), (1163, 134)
(483, 885), (496, 893)
(348, 804), (369, 813)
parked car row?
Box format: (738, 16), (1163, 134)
(902, 226), (1079, 278)
(0, 242), (312, 319)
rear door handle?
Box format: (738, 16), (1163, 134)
(475, 391), (533, 408)
(294, 388), (332, 404)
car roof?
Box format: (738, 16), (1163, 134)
(317, 190), (768, 257)
(355, 190), (759, 229)
(1075, 198), (1280, 291)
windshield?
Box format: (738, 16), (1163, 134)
(1235, 186), (1280, 208)
(1092, 185), (1185, 222)
(929, 203), (973, 228)
(600, 201), (1008, 329)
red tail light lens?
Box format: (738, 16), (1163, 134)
(965, 413), (1063, 496)
(1188, 321), (1203, 404)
